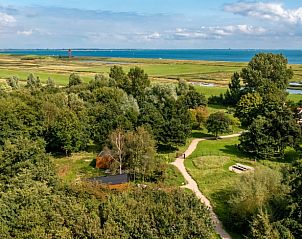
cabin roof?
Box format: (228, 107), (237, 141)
(87, 174), (128, 185)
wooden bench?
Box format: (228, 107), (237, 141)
(232, 165), (247, 171)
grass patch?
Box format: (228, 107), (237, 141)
(51, 152), (105, 183)
(288, 93), (302, 103)
(164, 164), (186, 187)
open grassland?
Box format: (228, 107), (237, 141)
(0, 54), (300, 101)
(184, 137), (298, 239)
(1, 54), (302, 86)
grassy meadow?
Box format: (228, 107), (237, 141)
(184, 136), (300, 238)
(0, 54), (301, 102)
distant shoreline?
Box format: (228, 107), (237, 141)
(1, 49), (302, 64)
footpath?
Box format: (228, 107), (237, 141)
(171, 134), (241, 239)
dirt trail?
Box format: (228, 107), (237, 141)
(171, 134), (241, 239)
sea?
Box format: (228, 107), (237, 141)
(1, 49), (302, 64)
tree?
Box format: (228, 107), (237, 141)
(227, 168), (286, 234)
(235, 92), (263, 127)
(250, 210), (281, 239)
(176, 79), (193, 96)
(44, 108), (89, 155)
(224, 72), (242, 106)
(26, 73), (41, 89)
(88, 74), (109, 89)
(6, 76), (19, 89)
(239, 108), (301, 159)
(100, 189), (216, 238)
(109, 65), (130, 92)
(206, 112), (231, 139)
(68, 73), (82, 87)
(282, 159), (302, 238)
(190, 106), (209, 129)
(0, 138), (102, 238)
(241, 53), (293, 95)
(127, 66), (150, 98)
(46, 77), (55, 88)
(108, 128), (126, 175)
(125, 126), (156, 181)
(178, 90), (207, 109)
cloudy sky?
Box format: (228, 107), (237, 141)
(0, 0), (302, 49)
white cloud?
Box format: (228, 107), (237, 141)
(0, 12), (16, 26)
(168, 25), (267, 40)
(224, 2), (302, 24)
(17, 29), (33, 36)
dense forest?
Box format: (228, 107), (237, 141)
(0, 53), (302, 238)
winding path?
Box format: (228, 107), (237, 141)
(171, 134), (241, 239)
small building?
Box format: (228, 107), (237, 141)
(95, 151), (113, 169)
(86, 174), (129, 189)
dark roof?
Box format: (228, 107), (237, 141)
(87, 174), (128, 185)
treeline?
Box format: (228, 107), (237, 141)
(1, 66), (208, 153)
(211, 53), (302, 159)
(0, 138), (216, 238)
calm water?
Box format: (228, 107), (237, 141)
(1, 49), (302, 64)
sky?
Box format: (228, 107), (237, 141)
(0, 1), (302, 49)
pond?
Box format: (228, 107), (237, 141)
(287, 89), (302, 94)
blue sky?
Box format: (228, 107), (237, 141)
(0, 1), (302, 49)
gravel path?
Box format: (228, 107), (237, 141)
(171, 134), (241, 239)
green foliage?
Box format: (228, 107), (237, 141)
(6, 76), (19, 89)
(88, 74), (110, 89)
(100, 188), (216, 238)
(46, 76), (55, 87)
(0, 95), (43, 146)
(235, 92), (263, 127)
(206, 112), (231, 138)
(179, 90), (207, 109)
(224, 72), (242, 106)
(128, 66), (150, 98)
(68, 73), (82, 87)
(44, 108), (90, 155)
(140, 84), (191, 146)
(239, 108), (301, 159)
(227, 168), (286, 233)
(241, 53), (293, 94)
(250, 210), (284, 239)
(106, 127), (161, 181)
(190, 106), (209, 129)
(234, 53), (301, 160)
(26, 73), (41, 89)
(109, 65), (130, 92)
(0, 138), (102, 238)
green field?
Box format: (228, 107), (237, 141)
(0, 54), (301, 102)
(1, 54), (301, 85)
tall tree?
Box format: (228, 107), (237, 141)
(206, 112), (231, 139)
(241, 53), (293, 95)
(224, 72), (242, 106)
(128, 66), (150, 98)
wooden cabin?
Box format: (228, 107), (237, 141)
(95, 151), (113, 169)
